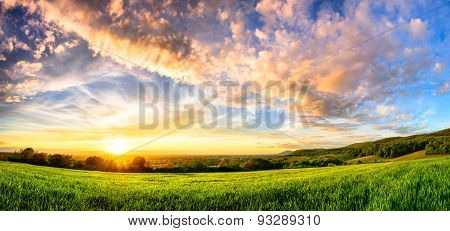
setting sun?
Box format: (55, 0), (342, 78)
(105, 139), (131, 155)
(0, 0), (448, 223)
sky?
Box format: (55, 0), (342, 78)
(0, 0), (449, 156)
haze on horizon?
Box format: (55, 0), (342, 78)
(0, 0), (449, 156)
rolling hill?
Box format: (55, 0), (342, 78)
(289, 128), (450, 159)
(0, 157), (448, 210)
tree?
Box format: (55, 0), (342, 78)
(19, 147), (35, 162)
(85, 156), (105, 170)
(73, 160), (85, 169)
(129, 156), (147, 172)
(48, 154), (73, 168)
(104, 159), (118, 172)
(426, 137), (450, 155)
(186, 160), (208, 172)
(240, 158), (275, 170)
(31, 153), (48, 165)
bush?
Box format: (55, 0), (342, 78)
(129, 156), (147, 172)
(73, 160), (85, 169)
(217, 158), (242, 171)
(0, 153), (8, 161)
(187, 161), (208, 172)
(103, 160), (119, 172)
(300, 160), (311, 166)
(85, 156), (105, 170)
(7, 152), (21, 162)
(310, 157), (343, 167)
(240, 158), (280, 170)
(48, 154), (73, 168)
(21, 148), (35, 161)
(31, 153), (48, 165)
(8, 148), (35, 163)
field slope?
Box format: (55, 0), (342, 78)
(0, 157), (449, 211)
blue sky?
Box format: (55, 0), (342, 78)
(0, 0), (449, 155)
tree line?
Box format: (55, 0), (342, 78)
(425, 137), (450, 155)
(6, 148), (123, 171)
(2, 133), (447, 173)
(2, 148), (284, 173)
(291, 136), (449, 158)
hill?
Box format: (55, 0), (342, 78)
(290, 128), (450, 159)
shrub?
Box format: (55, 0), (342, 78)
(8, 148), (35, 163)
(21, 148), (35, 161)
(300, 160), (311, 166)
(48, 154), (73, 168)
(240, 158), (279, 170)
(73, 160), (85, 169)
(103, 160), (119, 172)
(129, 156), (147, 172)
(310, 157), (344, 167)
(217, 158), (242, 171)
(31, 153), (48, 166)
(0, 153), (8, 161)
(85, 156), (105, 170)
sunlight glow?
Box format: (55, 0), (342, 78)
(105, 138), (131, 155)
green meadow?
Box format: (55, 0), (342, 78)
(0, 157), (448, 211)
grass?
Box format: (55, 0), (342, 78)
(346, 155), (387, 164)
(0, 157), (449, 211)
(391, 150), (449, 161)
(346, 151), (449, 164)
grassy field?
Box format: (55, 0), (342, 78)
(391, 150), (449, 161)
(346, 151), (450, 164)
(0, 157), (449, 211)
(346, 155), (387, 164)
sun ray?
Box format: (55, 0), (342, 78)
(105, 138), (130, 155)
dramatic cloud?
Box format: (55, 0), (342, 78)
(0, 0), (449, 154)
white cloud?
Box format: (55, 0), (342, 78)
(377, 105), (397, 116)
(218, 9), (229, 21)
(54, 44), (65, 54)
(5, 95), (23, 103)
(408, 18), (427, 40)
(13, 61), (43, 77)
(1, 0), (442, 134)
(108, 0), (124, 17)
(438, 82), (449, 94)
(254, 28), (268, 41)
(433, 62), (443, 74)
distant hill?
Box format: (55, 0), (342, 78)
(290, 128), (450, 159)
(277, 150), (293, 156)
